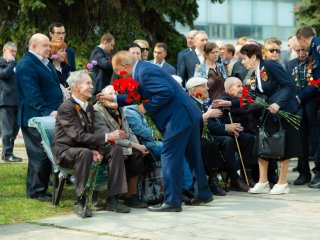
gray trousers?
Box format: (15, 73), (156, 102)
(0, 106), (19, 157)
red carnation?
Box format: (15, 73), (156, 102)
(195, 92), (202, 99)
(119, 71), (128, 77)
(242, 86), (249, 97)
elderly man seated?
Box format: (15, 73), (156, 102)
(94, 85), (148, 208)
(220, 77), (263, 185)
(186, 76), (251, 192)
(52, 70), (129, 218)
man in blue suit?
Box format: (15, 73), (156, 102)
(16, 33), (63, 201)
(99, 51), (213, 212)
(177, 31), (208, 87)
(177, 30), (198, 70)
(150, 42), (176, 75)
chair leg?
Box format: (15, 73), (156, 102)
(53, 176), (66, 206)
(52, 172), (59, 206)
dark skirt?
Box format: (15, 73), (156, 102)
(260, 114), (302, 161)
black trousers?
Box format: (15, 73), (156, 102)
(215, 133), (255, 180)
(22, 126), (51, 197)
(60, 145), (127, 196)
(299, 98), (320, 177)
(0, 106), (19, 157)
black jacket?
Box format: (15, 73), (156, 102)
(0, 57), (18, 106)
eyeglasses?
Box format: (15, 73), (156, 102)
(141, 48), (149, 51)
(53, 32), (66, 36)
(268, 49), (281, 54)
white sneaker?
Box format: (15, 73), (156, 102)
(248, 181), (270, 194)
(270, 183), (290, 195)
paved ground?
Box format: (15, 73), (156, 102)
(1, 139), (319, 240)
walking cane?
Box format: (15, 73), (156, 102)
(228, 111), (249, 186)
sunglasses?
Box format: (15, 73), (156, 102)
(141, 48), (149, 51)
(268, 49), (281, 53)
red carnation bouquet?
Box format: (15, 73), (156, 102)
(309, 78), (320, 89)
(240, 86), (301, 130)
(112, 71), (161, 140)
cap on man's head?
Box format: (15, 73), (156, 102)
(186, 77), (208, 90)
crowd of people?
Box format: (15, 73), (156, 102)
(1, 21), (320, 218)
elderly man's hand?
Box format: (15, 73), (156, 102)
(137, 104), (147, 114)
(212, 99), (231, 108)
(131, 142), (149, 156)
(92, 150), (103, 162)
(107, 130), (126, 141)
(96, 91), (115, 102)
(226, 123), (243, 137)
(203, 108), (222, 123)
(50, 111), (57, 117)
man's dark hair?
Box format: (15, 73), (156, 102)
(296, 26), (317, 39)
(48, 22), (64, 33)
(124, 42), (141, 51)
(225, 44), (235, 56)
(240, 44), (263, 60)
(100, 32), (114, 44)
(154, 42), (168, 52)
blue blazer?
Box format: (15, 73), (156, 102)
(177, 50), (200, 86)
(16, 52), (63, 127)
(118, 61), (201, 140)
(255, 60), (299, 114)
(162, 61), (176, 75)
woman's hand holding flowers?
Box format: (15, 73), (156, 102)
(268, 103), (280, 114)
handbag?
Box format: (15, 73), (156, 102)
(258, 113), (285, 159)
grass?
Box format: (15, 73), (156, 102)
(0, 163), (75, 225)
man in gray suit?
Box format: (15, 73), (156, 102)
(177, 31), (208, 87)
(150, 42), (176, 75)
(0, 42), (22, 162)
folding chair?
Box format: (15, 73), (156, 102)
(28, 116), (74, 206)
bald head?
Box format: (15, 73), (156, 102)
(225, 77), (243, 98)
(194, 31), (208, 52)
(112, 50), (137, 75)
(28, 33), (51, 58)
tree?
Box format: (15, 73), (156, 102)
(0, 0), (223, 65)
(294, 0), (320, 34)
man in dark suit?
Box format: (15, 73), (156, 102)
(48, 22), (76, 71)
(150, 42), (176, 75)
(177, 30), (198, 70)
(99, 51), (213, 212)
(177, 31), (208, 86)
(52, 70), (129, 217)
(16, 33), (63, 201)
(296, 26), (320, 188)
(90, 33), (115, 95)
(0, 42), (22, 162)
(285, 40), (320, 186)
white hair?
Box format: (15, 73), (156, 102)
(67, 70), (88, 90)
(224, 77), (241, 91)
(101, 85), (115, 94)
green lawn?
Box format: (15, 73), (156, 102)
(0, 163), (75, 225)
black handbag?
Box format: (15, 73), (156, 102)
(258, 113), (285, 159)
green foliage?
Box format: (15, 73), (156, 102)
(0, 0), (223, 66)
(294, 0), (320, 33)
(0, 163), (74, 224)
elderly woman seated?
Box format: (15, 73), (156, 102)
(94, 85), (148, 208)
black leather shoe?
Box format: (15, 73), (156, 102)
(28, 194), (52, 201)
(230, 178), (250, 192)
(184, 195), (213, 206)
(208, 178), (226, 196)
(148, 203), (182, 212)
(309, 173), (320, 188)
(74, 203), (92, 218)
(2, 155), (22, 162)
(293, 175), (311, 185)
